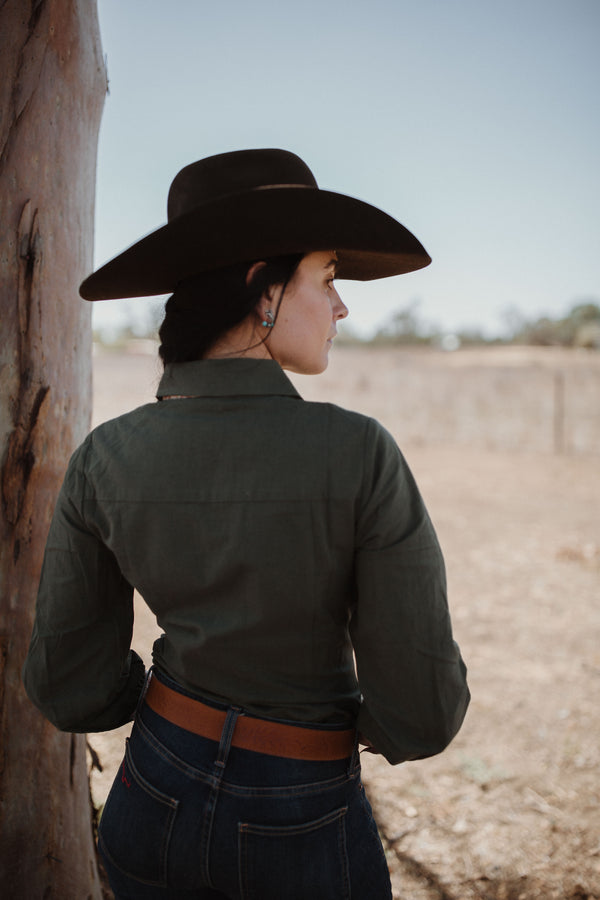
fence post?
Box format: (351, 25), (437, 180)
(553, 370), (565, 454)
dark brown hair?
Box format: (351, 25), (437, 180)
(158, 254), (303, 365)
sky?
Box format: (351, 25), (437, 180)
(91, 0), (600, 340)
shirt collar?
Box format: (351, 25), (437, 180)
(156, 358), (302, 400)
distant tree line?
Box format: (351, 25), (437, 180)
(337, 300), (600, 349)
(504, 302), (600, 349)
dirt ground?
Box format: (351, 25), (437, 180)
(88, 345), (600, 900)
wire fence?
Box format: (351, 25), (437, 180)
(296, 346), (600, 455)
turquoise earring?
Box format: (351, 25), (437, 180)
(262, 310), (274, 327)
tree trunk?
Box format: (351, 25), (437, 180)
(0, 1), (107, 895)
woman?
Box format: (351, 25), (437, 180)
(23, 149), (469, 899)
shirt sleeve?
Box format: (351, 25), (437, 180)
(350, 419), (470, 765)
(22, 438), (146, 732)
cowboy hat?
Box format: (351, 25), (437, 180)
(79, 149), (431, 301)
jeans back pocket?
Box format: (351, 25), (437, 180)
(98, 739), (179, 886)
(239, 805), (349, 900)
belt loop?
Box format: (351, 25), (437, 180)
(134, 667), (153, 720)
(347, 730), (360, 776)
(215, 707), (242, 769)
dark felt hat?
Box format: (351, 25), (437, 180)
(79, 149), (431, 301)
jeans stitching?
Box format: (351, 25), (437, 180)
(200, 707), (240, 889)
(136, 713), (218, 785)
(125, 741), (179, 885)
(239, 804), (347, 835)
(339, 803), (351, 900)
(237, 806), (350, 899)
(98, 833), (169, 888)
(125, 740), (179, 807)
(98, 746), (178, 887)
(136, 710), (361, 797)
(217, 770), (360, 800)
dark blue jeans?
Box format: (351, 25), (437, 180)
(98, 676), (392, 899)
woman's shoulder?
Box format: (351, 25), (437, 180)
(89, 402), (159, 442)
(298, 399), (402, 465)
(66, 403), (159, 472)
(301, 398), (395, 441)
(297, 397), (368, 435)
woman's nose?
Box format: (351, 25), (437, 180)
(333, 288), (349, 320)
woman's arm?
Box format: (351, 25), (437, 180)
(350, 420), (470, 765)
(22, 440), (146, 732)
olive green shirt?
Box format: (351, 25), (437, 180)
(23, 359), (468, 764)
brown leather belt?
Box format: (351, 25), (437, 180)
(144, 676), (355, 761)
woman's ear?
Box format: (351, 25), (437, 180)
(246, 262), (273, 327)
(246, 260), (267, 287)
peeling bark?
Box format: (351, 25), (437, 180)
(0, 1), (107, 895)
(2, 201), (50, 536)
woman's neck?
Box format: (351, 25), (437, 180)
(204, 319), (273, 362)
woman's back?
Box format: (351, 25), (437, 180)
(29, 355), (465, 763)
(82, 358), (364, 722)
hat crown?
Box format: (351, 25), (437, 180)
(79, 147), (431, 301)
(167, 149), (318, 221)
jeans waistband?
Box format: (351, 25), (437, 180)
(144, 673), (356, 761)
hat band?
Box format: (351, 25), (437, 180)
(251, 183), (315, 191)
(171, 183), (315, 222)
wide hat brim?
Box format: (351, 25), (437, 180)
(80, 184), (431, 301)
